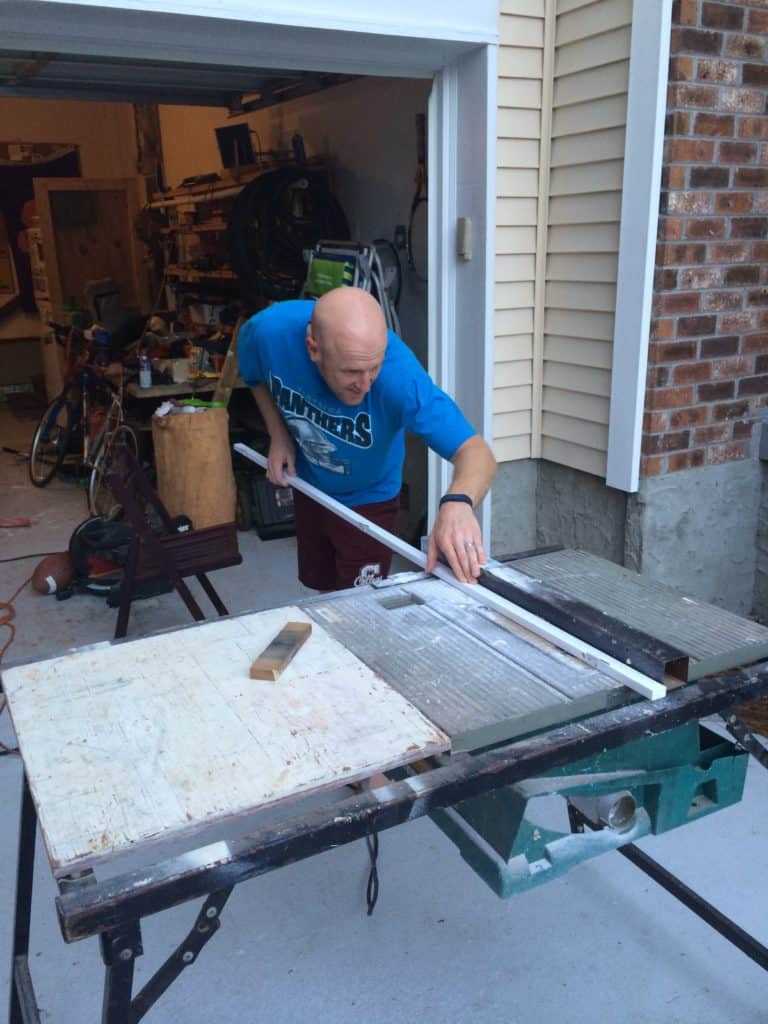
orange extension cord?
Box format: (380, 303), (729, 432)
(0, 575), (31, 756)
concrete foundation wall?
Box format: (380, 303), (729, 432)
(489, 459), (538, 558)
(753, 463), (768, 623)
(536, 461), (627, 566)
(627, 460), (762, 615)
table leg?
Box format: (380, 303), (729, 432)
(9, 774), (40, 1024)
(100, 924), (143, 1024)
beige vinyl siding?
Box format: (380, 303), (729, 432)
(541, 0), (631, 477)
(493, 0), (546, 463)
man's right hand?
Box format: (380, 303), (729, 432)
(266, 434), (296, 486)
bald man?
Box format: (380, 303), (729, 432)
(238, 287), (496, 590)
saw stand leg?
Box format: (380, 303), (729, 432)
(720, 711), (768, 771)
(567, 805), (768, 972)
(98, 886), (234, 1023)
(8, 775), (40, 1024)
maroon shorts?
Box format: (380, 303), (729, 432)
(292, 489), (400, 591)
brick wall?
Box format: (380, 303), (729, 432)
(643, 0), (768, 478)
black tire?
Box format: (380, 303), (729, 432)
(29, 396), (75, 487)
(88, 424), (138, 518)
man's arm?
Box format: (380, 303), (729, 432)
(251, 383), (296, 486)
(426, 434), (496, 584)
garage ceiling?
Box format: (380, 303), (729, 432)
(0, 50), (354, 110)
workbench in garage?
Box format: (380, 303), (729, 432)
(4, 550), (768, 1023)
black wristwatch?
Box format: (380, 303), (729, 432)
(439, 493), (473, 508)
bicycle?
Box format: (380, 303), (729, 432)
(28, 324), (138, 519)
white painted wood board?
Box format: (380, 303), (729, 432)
(2, 607), (449, 876)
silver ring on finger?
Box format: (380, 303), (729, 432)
(464, 540), (476, 550)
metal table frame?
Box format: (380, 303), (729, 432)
(8, 664), (768, 1023)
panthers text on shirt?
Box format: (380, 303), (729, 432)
(270, 373), (373, 448)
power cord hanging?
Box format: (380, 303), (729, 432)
(365, 829), (379, 915)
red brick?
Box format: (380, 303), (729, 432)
(705, 441), (749, 463)
(668, 449), (707, 471)
(716, 191), (754, 213)
(701, 335), (739, 357)
(709, 241), (751, 261)
(673, 27), (724, 54)
(669, 406), (710, 428)
(654, 268), (679, 290)
(667, 190), (713, 215)
(669, 83), (719, 109)
(754, 243), (768, 261)
(739, 118), (768, 140)
(757, 353), (768, 372)
(652, 340), (699, 362)
(650, 320), (677, 342)
(731, 217), (768, 238)
(679, 266), (723, 288)
(658, 243), (708, 264)
(647, 365), (670, 388)
(748, 288), (768, 306)
(722, 310), (760, 331)
(644, 411), (669, 433)
(665, 139), (715, 162)
(719, 141), (758, 163)
(658, 218), (684, 241)
(738, 374), (768, 395)
(667, 111), (692, 136)
(647, 386), (696, 409)
(673, 0), (699, 23)
(678, 315), (718, 336)
(713, 399), (750, 420)
(689, 166), (730, 188)
(702, 2), (745, 30)
(698, 381), (736, 401)
(663, 165), (688, 189)
(686, 218), (726, 238)
(757, 193), (768, 213)
(670, 55), (696, 81)
(642, 430), (691, 454)
(713, 355), (755, 377)
(761, 143), (768, 166)
(743, 63), (768, 87)
(735, 168), (768, 188)
(673, 361), (713, 384)
(695, 423), (731, 444)
(697, 58), (740, 84)
(726, 35), (765, 60)
(640, 455), (666, 477)
(704, 290), (744, 311)
(721, 87), (766, 113)
(742, 332), (768, 353)
(748, 9), (768, 34)
(733, 420), (755, 440)
(725, 264), (761, 285)
(694, 112), (735, 136)
(655, 291), (702, 315)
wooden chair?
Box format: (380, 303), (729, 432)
(106, 449), (243, 639)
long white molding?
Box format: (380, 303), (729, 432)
(606, 0), (674, 492)
(234, 443), (666, 701)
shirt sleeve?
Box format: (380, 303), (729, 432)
(399, 347), (476, 460)
(237, 313), (268, 387)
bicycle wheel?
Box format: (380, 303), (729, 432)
(29, 396), (75, 487)
(88, 424), (138, 518)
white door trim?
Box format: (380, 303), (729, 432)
(606, 0), (674, 492)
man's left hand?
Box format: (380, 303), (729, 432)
(426, 502), (486, 584)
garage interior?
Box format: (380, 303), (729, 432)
(2, 37), (768, 1024)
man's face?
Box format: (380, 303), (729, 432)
(307, 326), (386, 406)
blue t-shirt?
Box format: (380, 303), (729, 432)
(238, 300), (475, 506)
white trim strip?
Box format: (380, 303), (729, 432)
(234, 442), (665, 700)
(605, 0), (673, 492)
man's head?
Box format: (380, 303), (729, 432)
(306, 287), (387, 406)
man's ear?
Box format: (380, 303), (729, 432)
(306, 328), (320, 364)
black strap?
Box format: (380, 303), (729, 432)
(439, 493), (473, 508)
(365, 830), (379, 916)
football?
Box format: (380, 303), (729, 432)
(31, 552), (75, 595)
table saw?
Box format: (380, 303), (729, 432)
(3, 549), (768, 1023)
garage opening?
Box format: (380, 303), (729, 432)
(0, 66), (433, 618)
